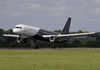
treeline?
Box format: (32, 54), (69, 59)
(0, 28), (100, 48)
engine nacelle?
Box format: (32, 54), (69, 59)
(49, 36), (71, 43)
(49, 36), (59, 43)
(17, 37), (27, 43)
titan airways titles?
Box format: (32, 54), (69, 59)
(4, 17), (96, 49)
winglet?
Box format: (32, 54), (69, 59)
(61, 17), (71, 34)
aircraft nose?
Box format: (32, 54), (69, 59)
(13, 28), (16, 34)
(13, 28), (19, 34)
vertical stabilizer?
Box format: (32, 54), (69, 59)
(61, 17), (71, 34)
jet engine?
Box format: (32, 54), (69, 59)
(49, 36), (71, 43)
(49, 36), (59, 43)
(17, 37), (27, 43)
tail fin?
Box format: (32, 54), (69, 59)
(61, 17), (71, 34)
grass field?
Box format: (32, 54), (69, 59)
(0, 49), (100, 70)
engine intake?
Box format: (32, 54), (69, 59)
(49, 36), (70, 43)
(49, 36), (59, 43)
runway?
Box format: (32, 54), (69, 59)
(38, 48), (100, 50)
(0, 48), (100, 50)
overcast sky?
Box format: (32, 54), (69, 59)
(0, 0), (100, 32)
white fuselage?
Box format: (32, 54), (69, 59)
(13, 24), (40, 36)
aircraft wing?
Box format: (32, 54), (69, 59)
(3, 34), (28, 38)
(42, 32), (96, 39)
(3, 34), (20, 37)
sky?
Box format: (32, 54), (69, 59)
(0, 0), (100, 32)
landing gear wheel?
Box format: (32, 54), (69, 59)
(51, 43), (56, 49)
(52, 47), (56, 49)
(33, 46), (38, 49)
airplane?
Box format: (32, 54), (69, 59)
(3, 17), (96, 49)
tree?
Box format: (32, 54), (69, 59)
(4, 37), (16, 44)
(83, 31), (89, 33)
(96, 36), (100, 40)
(95, 33), (100, 40)
(0, 29), (4, 38)
(76, 30), (83, 33)
(0, 39), (3, 44)
(85, 40), (95, 47)
(72, 39), (81, 45)
(54, 30), (61, 33)
(4, 29), (13, 34)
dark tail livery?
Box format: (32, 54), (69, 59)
(61, 17), (71, 34)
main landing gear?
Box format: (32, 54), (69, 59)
(30, 39), (38, 49)
(33, 43), (56, 49)
(31, 39), (56, 49)
(51, 43), (56, 49)
(33, 45), (38, 49)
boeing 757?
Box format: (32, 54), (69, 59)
(3, 17), (95, 49)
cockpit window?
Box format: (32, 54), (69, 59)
(15, 27), (22, 29)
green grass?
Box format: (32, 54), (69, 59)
(0, 49), (100, 70)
